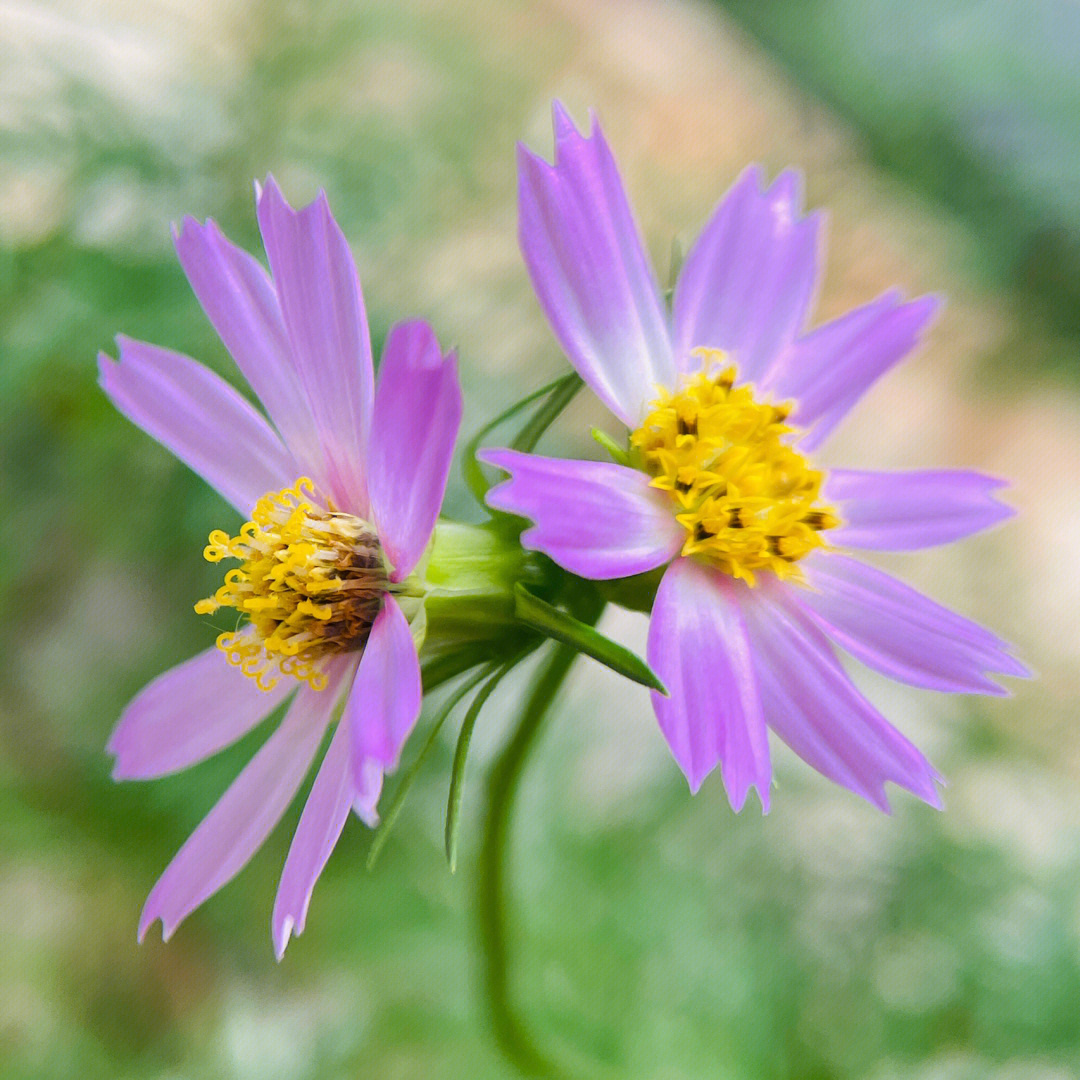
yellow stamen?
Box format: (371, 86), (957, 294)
(630, 349), (839, 585)
(195, 478), (388, 690)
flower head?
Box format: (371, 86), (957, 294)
(101, 178), (462, 956)
(483, 103), (1029, 811)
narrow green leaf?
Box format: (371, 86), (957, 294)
(445, 662), (514, 872)
(367, 665), (494, 870)
(591, 427), (631, 466)
(513, 583), (668, 694)
(510, 372), (583, 453)
(462, 373), (582, 505)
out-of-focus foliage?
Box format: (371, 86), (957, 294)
(1, 1), (1076, 1078)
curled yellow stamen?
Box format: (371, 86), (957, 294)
(196, 478), (387, 690)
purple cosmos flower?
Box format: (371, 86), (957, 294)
(482, 104), (1028, 812)
(100, 178), (462, 956)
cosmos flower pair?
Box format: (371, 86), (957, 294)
(102, 105), (1026, 955)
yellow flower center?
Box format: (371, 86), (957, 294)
(630, 349), (839, 586)
(194, 478), (388, 691)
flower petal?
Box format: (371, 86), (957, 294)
(172, 216), (322, 469)
(672, 167), (822, 383)
(646, 558), (771, 808)
(138, 662), (349, 942)
(481, 448), (685, 580)
(352, 758), (385, 829)
(108, 643), (293, 780)
(344, 596), (422, 780)
(256, 177), (374, 512)
(272, 708), (354, 959)
(366, 321), (462, 581)
(794, 552), (1030, 693)
(766, 291), (941, 450)
(518, 103), (675, 426)
(741, 584), (941, 810)
(99, 336), (296, 515)
(824, 468), (1014, 550)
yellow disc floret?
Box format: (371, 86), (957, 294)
(195, 478), (388, 691)
(630, 349), (839, 585)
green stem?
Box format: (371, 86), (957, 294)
(476, 597), (603, 1076)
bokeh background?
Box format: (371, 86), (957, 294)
(2, 1), (1078, 1077)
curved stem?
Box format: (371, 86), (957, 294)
(476, 596), (603, 1076)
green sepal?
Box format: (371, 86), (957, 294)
(444, 661), (515, 873)
(510, 372), (583, 453)
(512, 583), (667, 694)
(366, 665), (494, 870)
(463, 372), (583, 505)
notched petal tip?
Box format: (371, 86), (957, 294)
(109, 759), (138, 782)
(383, 318), (452, 370)
(516, 139), (548, 177)
(272, 915), (296, 961)
(999, 653), (1034, 680)
(353, 795), (380, 829)
(677, 752), (712, 796)
(475, 446), (516, 477)
(551, 98), (580, 140)
(137, 908), (171, 945)
(722, 768), (772, 816)
(922, 783), (945, 812)
(737, 161), (766, 192)
(685, 772), (706, 797)
(765, 167), (805, 212)
(95, 350), (116, 381)
(919, 290), (947, 320)
(255, 173), (278, 204)
(257, 172), (312, 219)
(172, 212), (202, 242)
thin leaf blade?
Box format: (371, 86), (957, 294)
(444, 663), (513, 872)
(513, 584), (667, 694)
(462, 372), (582, 504)
(366, 665), (493, 870)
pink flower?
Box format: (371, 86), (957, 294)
(482, 104), (1028, 812)
(101, 178), (461, 956)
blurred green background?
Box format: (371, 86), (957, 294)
(2, 1), (1077, 1077)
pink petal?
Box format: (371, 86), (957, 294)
(272, 707), (354, 959)
(824, 468), (1014, 550)
(109, 642), (293, 780)
(344, 596), (422, 780)
(255, 177), (374, 513)
(646, 558), (771, 809)
(99, 336), (296, 515)
(518, 103), (675, 427)
(481, 449), (685, 580)
(795, 552), (1029, 693)
(352, 758), (385, 828)
(764, 291), (941, 450)
(672, 167), (822, 384)
(172, 216), (322, 470)
(366, 321), (462, 581)
(139, 661), (349, 943)
(741, 583), (942, 811)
